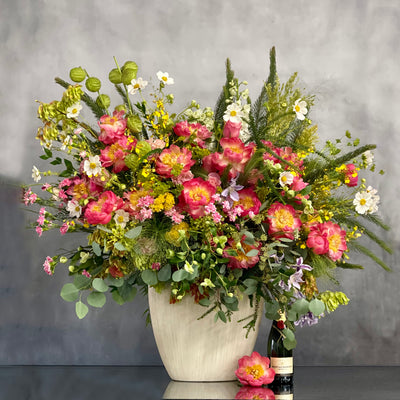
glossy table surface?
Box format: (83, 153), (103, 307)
(0, 365), (399, 399)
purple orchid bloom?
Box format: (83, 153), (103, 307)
(294, 311), (320, 327)
(292, 257), (312, 272)
(221, 177), (244, 203)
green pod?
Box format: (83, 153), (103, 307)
(85, 77), (101, 92)
(121, 68), (137, 85)
(69, 67), (86, 82)
(127, 114), (142, 133)
(109, 68), (122, 84)
(96, 94), (111, 109)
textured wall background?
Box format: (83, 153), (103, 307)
(0, 0), (399, 366)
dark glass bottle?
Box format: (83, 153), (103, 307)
(269, 383), (294, 400)
(267, 319), (294, 386)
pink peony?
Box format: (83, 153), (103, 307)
(266, 202), (302, 239)
(177, 177), (216, 219)
(223, 120), (242, 138)
(84, 191), (123, 225)
(291, 175), (308, 191)
(235, 386), (276, 400)
(100, 136), (136, 173)
(344, 163), (358, 187)
(155, 144), (196, 179)
(235, 351), (275, 387)
(173, 121), (212, 148)
(306, 221), (347, 261)
(98, 110), (127, 144)
(203, 137), (255, 179)
(207, 172), (221, 188)
(224, 236), (260, 269)
(234, 188), (262, 217)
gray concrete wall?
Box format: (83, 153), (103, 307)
(0, 0), (399, 365)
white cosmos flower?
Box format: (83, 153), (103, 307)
(32, 166), (41, 182)
(353, 191), (373, 214)
(363, 150), (374, 167)
(127, 77), (148, 95)
(114, 209), (130, 228)
(365, 186), (380, 213)
(279, 171), (294, 187)
(156, 71), (174, 85)
(67, 200), (82, 218)
(293, 99), (308, 120)
(223, 102), (245, 124)
(83, 155), (102, 177)
(66, 102), (83, 118)
(60, 135), (72, 151)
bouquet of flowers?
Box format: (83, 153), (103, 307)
(24, 48), (391, 349)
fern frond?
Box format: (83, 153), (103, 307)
(349, 242), (392, 271)
(360, 213), (391, 231)
(336, 262), (364, 269)
(214, 58), (235, 128)
(309, 252), (337, 278)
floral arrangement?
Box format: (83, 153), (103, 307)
(23, 47), (391, 350)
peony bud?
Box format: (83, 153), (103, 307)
(85, 77), (101, 92)
(96, 94), (111, 109)
(121, 68), (137, 85)
(108, 68), (122, 84)
(69, 67), (86, 82)
(126, 114), (142, 133)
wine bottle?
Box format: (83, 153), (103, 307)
(267, 314), (293, 386)
(269, 383), (294, 400)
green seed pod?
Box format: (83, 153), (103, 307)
(135, 140), (152, 157)
(122, 61), (138, 73)
(85, 77), (101, 92)
(126, 114), (142, 133)
(124, 154), (140, 171)
(114, 104), (127, 113)
(96, 94), (111, 109)
(108, 68), (122, 84)
(69, 67), (86, 82)
(121, 68), (137, 85)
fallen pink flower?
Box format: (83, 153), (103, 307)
(235, 351), (275, 387)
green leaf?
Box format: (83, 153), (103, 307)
(309, 299), (325, 316)
(283, 337), (297, 351)
(92, 278), (108, 293)
(118, 284), (137, 302)
(246, 249), (259, 257)
(60, 283), (79, 302)
(106, 276), (124, 287)
(243, 278), (258, 287)
(287, 309), (298, 322)
(172, 269), (189, 282)
(243, 286), (257, 295)
(92, 242), (102, 256)
(114, 241), (126, 251)
(223, 295), (237, 304)
(75, 301), (89, 319)
(87, 292), (106, 308)
(265, 302), (280, 320)
(111, 290), (125, 305)
(141, 269), (158, 286)
(224, 299), (239, 311)
(125, 226), (142, 239)
(199, 298), (211, 307)
(217, 310), (227, 323)
(50, 157), (62, 165)
(290, 298), (310, 315)
(158, 264), (171, 282)
(282, 328), (295, 341)
(73, 275), (92, 290)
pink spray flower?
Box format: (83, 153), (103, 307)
(223, 120), (242, 138)
(344, 163), (358, 187)
(177, 177), (216, 219)
(84, 191), (123, 225)
(306, 221), (347, 261)
(98, 110), (127, 144)
(43, 256), (54, 276)
(235, 351), (275, 387)
(266, 202), (302, 239)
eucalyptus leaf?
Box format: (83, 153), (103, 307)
(309, 298), (326, 316)
(114, 241), (127, 251)
(141, 269), (158, 286)
(199, 298), (211, 307)
(111, 290), (125, 305)
(243, 286), (256, 295)
(157, 264), (171, 282)
(75, 301), (89, 319)
(283, 337), (297, 351)
(172, 269), (189, 282)
(287, 309), (298, 322)
(106, 276), (124, 287)
(60, 283), (79, 302)
(92, 278), (108, 293)
(290, 298), (310, 315)
(92, 242), (102, 256)
(217, 310), (227, 323)
(243, 278), (257, 287)
(125, 226), (142, 239)
(73, 275), (92, 290)
(118, 284), (137, 302)
(246, 249), (259, 257)
(87, 292), (106, 308)
(282, 328), (295, 342)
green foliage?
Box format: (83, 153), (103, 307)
(214, 58), (235, 128)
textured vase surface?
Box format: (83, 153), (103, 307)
(148, 287), (263, 382)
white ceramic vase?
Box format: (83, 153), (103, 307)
(148, 287), (263, 382)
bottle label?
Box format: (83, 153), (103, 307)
(275, 394), (293, 400)
(270, 357), (293, 374)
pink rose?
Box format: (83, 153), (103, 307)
(223, 120), (242, 138)
(235, 351), (275, 387)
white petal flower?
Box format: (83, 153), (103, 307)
(60, 135), (72, 151)
(66, 102), (83, 118)
(67, 200), (82, 218)
(223, 102), (244, 123)
(279, 171), (294, 187)
(293, 99), (308, 120)
(83, 155), (102, 177)
(127, 77), (148, 95)
(32, 166), (41, 182)
(362, 150), (374, 167)
(156, 71), (174, 85)
(114, 209), (130, 228)
(353, 191), (373, 214)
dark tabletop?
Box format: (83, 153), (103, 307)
(0, 365), (399, 400)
